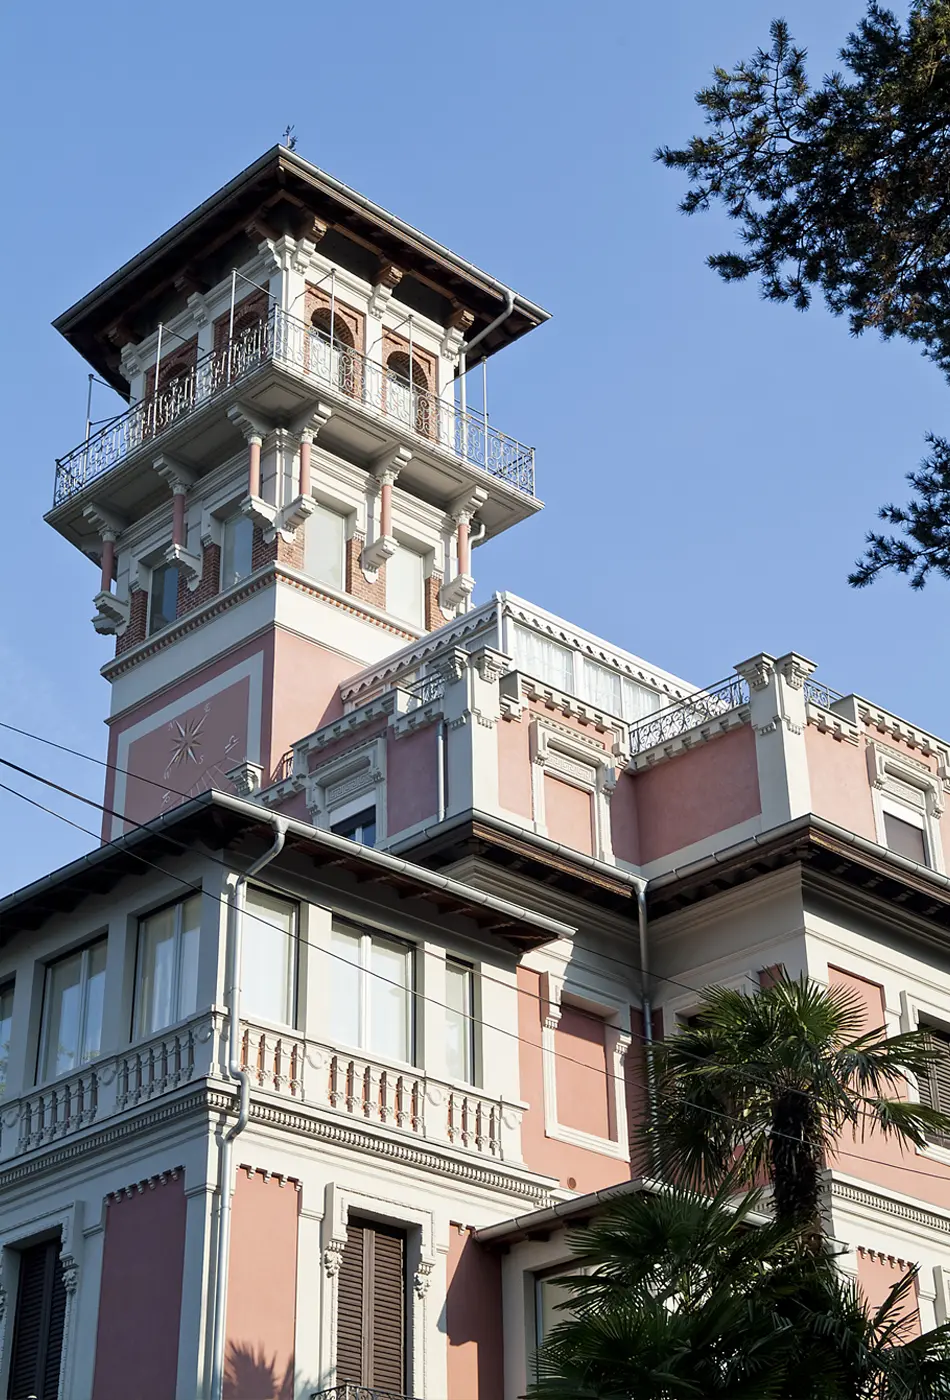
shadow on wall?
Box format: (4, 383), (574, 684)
(224, 1342), (296, 1400)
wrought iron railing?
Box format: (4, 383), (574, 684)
(629, 674), (750, 755)
(404, 672), (445, 708)
(312, 1387), (411, 1400)
(803, 678), (845, 710)
(53, 307), (536, 506)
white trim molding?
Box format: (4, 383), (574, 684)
(867, 740), (946, 874)
(305, 733), (387, 841)
(529, 717), (622, 865)
(538, 972), (630, 1161)
(0, 1199), (84, 1400)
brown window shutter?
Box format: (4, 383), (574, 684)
(9, 1239), (67, 1399)
(370, 1225), (405, 1392)
(336, 1223), (366, 1385)
(921, 1028), (950, 1147)
(336, 1219), (406, 1394)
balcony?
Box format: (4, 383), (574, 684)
(52, 307), (536, 514)
(628, 674), (751, 757)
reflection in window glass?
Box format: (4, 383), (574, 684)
(243, 888), (297, 1026)
(536, 1273), (576, 1355)
(305, 503), (346, 591)
(40, 939), (107, 1082)
(0, 985), (12, 1097)
(135, 895), (202, 1038)
(222, 513), (254, 589)
(149, 561), (180, 634)
(883, 811), (928, 865)
(330, 926), (413, 1063)
(445, 960), (475, 1083)
(330, 807), (377, 848)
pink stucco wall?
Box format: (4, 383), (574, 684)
(497, 716), (533, 819)
(555, 1005), (611, 1138)
(517, 966), (629, 1194)
(827, 966), (950, 1210)
(91, 1172), (187, 1400)
(268, 629), (356, 778)
(225, 1169), (299, 1400)
(609, 772), (640, 865)
(632, 725), (761, 864)
(544, 775), (594, 855)
(857, 1249), (921, 1336)
(805, 728), (876, 839)
(387, 725), (439, 833)
(446, 1225), (504, 1400)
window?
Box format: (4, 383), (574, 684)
(0, 983), (13, 1098)
(445, 959), (475, 1084)
(134, 895), (201, 1038)
(221, 512), (254, 589)
(8, 1239), (67, 1400)
(884, 810), (928, 865)
(243, 888), (297, 1027)
(330, 926), (413, 1063)
(149, 561), (180, 634)
(512, 624), (574, 692)
(331, 806), (377, 848)
(387, 543), (425, 628)
(39, 939), (107, 1083)
(304, 502), (346, 591)
(917, 1023), (950, 1147)
(337, 1219), (406, 1392)
(536, 1271), (575, 1349)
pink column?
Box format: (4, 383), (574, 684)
(457, 516), (471, 576)
(380, 475), (394, 538)
(100, 535), (115, 593)
(172, 489), (187, 547)
(299, 434), (312, 500)
(248, 436), (262, 498)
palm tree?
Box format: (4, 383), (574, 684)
(528, 1185), (950, 1400)
(648, 975), (950, 1230)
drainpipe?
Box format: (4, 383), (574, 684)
(635, 877), (659, 1167)
(209, 816), (288, 1400)
(458, 289), (515, 436)
(436, 720), (447, 823)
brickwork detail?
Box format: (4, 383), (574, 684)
(144, 336), (198, 398)
(115, 589), (148, 657)
(277, 533), (304, 571)
(212, 291), (268, 352)
(175, 543), (221, 621)
(252, 528), (278, 571)
(304, 286), (365, 355)
(424, 572), (443, 632)
(346, 536), (386, 610)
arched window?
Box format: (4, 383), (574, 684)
(311, 308), (359, 395)
(385, 351), (431, 437)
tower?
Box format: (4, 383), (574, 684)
(47, 147), (549, 838)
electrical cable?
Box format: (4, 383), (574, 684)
(2, 761), (949, 1190)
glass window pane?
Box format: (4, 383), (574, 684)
(149, 562), (179, 634)
(80, 940), (108, 1065)
(243, 889), (295, 1026)
(387, 545), (425, 628)
(537, 1276), (575, 1346)
(370, 938), (411, 1063)
(222, 513), (254, 589)
(622, 678), (662, 721)
(884, 812), (928, 864)
(512, 625), (573, 692)
(445, 961), (473, 1083)
(136, 905), (178, 1037)
(331, 807), (377, 848)
(178, 895), (202, 1021)
(305, 503), (346, 591)
(330, 929), (362, 1048)
(0, 986), (13, 1097)
(585, 661), (622, 715)
(42, 951), (83, 1081)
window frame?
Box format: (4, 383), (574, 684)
(148, 559), (180, 635)
(445, 958), (476, 1086)
(132, 893), (203, 1042)
(37, 938), (108, 1085)
(330, 804), (377, 848)
(386, 540), (427, 629)
(221, 511), (255, 590)
(0, 981), (14, 1099)
(329, 923), (415, 1067)
(241, 885), (299, 1030)
(304, 499), (347, 592)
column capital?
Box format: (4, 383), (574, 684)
(448, 484), (488, 525)
(371, 443), (413, 483)
(82, 502), (127, 539)
(152, 454), (196, 494)
(289, 401), (334, 442)
(227, 402), (274, 442)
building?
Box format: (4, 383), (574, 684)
(1, 145), (950, 1398)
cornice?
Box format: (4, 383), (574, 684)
(830, 1176), (950, 1239)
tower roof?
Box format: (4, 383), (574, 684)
(53, 146), (551, 395)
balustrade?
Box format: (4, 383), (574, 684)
(53, 308), (535, 507)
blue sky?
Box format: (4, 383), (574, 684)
(0, 0), (944, 892)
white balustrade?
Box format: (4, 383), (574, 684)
(15, 1068), (99, 1153)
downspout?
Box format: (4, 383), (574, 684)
(436, 719), (447, 823)
(635, 877), (659, 1167)
(210, 816), (288, 1400)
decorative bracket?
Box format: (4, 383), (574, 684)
(226, 761), (263, 798)
(439, 572), (475, 610)
(152, 454), (196, 494)
(164, 540), (203, 588)
(369, 262), (404, 318)
(91, 590), (131, 636)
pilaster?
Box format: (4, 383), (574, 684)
(440, 646), (506, 819)
(734, 651), (816, 829)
